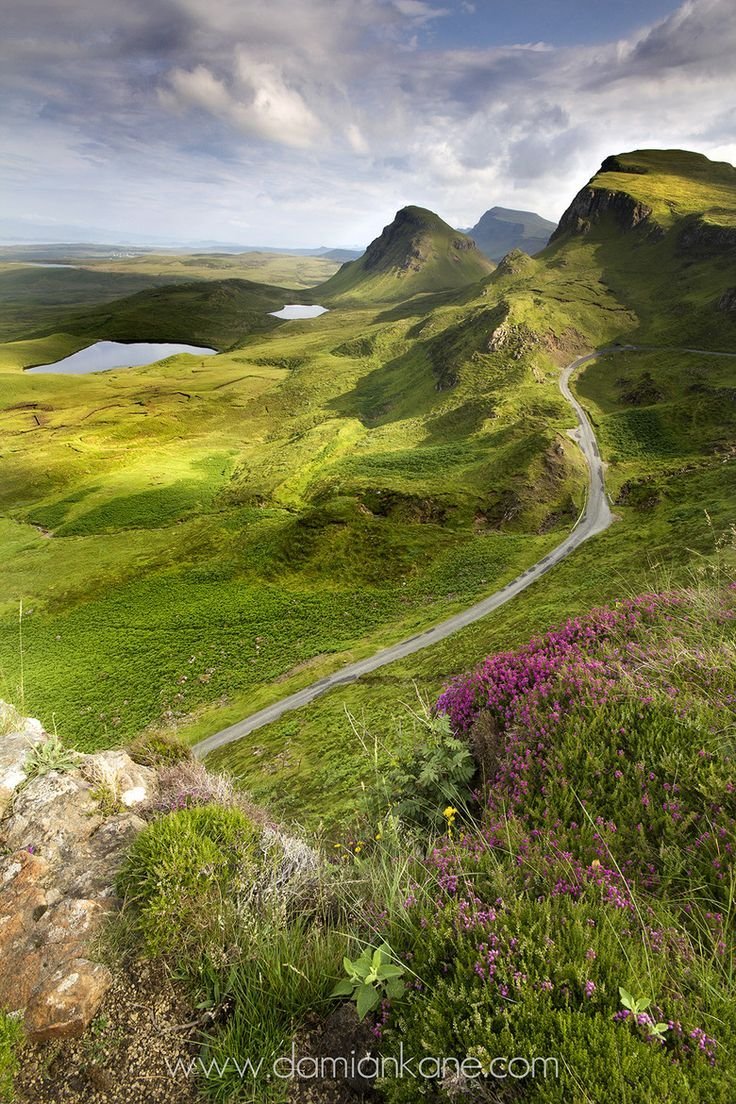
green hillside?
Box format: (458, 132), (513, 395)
(318, 205), (494, 302)
(0, 150), (733, 797)
(29, 278), (293, 351)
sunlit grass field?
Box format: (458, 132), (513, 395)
(0, 149), (734, 815)
(0, 291), (585, 751)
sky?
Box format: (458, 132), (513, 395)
(1, 0), (735, 247)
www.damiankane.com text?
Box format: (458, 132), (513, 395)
(166, 1045), (559, 1082)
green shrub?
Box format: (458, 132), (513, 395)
(0, 1013), (22, 1103)
(127, 730), (193, 768)
(117, 804), (262, 963)
(363, 709), (475, 832)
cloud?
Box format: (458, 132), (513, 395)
(391, 0), (450, 22)
(163, 58), (322, 148)
(0, 0), (735, 245)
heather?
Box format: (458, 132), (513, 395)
(114, 583), (736, 1102)
(372, 582), (736, 1101)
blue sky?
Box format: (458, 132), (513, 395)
(422, 0), (680, 48)
(1, 0), (735, 247)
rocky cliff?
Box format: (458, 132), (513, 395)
(549, 185), (660, 242)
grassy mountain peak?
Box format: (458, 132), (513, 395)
(318, 205), (493, 302)
(551, 147), (736, 242)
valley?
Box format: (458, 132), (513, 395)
(0, 150), (734, 818)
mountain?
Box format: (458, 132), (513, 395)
(541, 148), (736, 347)
(462, 206), (557, 261)
(318, 205), (494, 302)
(321, 248), (363, 262)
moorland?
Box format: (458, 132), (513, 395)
(0, 146), (735, 1103)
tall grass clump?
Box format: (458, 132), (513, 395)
(0, 1013), (22, 1103)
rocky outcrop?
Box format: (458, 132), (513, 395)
(550, 186), (660, 242)
(0, 715), (156, 1041)
(717, 287), (736, 312)
(0, 707), (47, 817)
(679, 218), (736, 254)
(494, 249), (534, 277)
(599, 156), (648, 176)
(487, 319), (540, 359)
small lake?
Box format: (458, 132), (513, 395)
(269, 304), (328, 320)
(26, 341), (218, 375)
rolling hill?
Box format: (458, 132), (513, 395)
(0, 148), (733, 816)
(318, 205), (493, 302)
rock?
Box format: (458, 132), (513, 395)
(717, 287), (736, 312)
(0, 707), (48, 818)
(550, 186), (661, 242)
(679, 219), (736, 254)
(25, 959), (112, 1042)
(81, 750), (156, 808)
(37, 897), (113, 945)
(2, 770), (101, 862)
(0, 712), (151, 1040)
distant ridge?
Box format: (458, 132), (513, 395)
(461, 206), (557, 261)
(318, 205), (493, 302)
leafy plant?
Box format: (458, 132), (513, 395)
(619, 988), (669, 1040)
(332, 942), (406, 1020)
(23, 732), (81, 781)
(359, 697), (475, 832)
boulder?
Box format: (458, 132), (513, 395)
(0, 709), (48, 818)
(0, 710), (151, 1040)
(81, 749), (156, 808)
(24, 959), (113, 1042)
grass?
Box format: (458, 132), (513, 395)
(0, 146), (733, 787)
(66, 251), (340, 290)
(0, 1013), (22, 1103)
(113, 580), (736, 1103)
(0, 253), (338, 342)
(0, 292), (584, 752)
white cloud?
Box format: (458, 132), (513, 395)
(163, 58), (321, 148)
(1, 0), (735, 244)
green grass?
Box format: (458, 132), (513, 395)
(0, 253), (338, 342)
(114, 581), (736, 1103)
(0, 291), (583, 751)
(72, 251), (340, 289)
(0, 1013), (22, 1103)
(0, 147), (733, 789)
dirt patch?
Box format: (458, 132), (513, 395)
(276, 653), (332, 683)
(14, 958), (201, 1104)
(287, 1005), (379, 1104)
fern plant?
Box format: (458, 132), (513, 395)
(368, 710), (475, 831)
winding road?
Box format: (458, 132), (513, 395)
(197, 342), (736, 757)
(194, 346), (617, 758)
